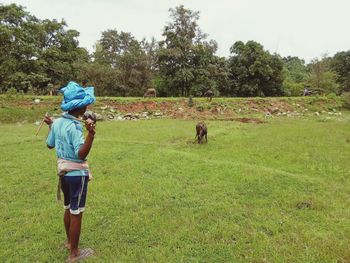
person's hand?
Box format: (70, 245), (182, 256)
(44, 115), (53, 126)
(85, 118), (96, 135)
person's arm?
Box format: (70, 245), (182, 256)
(78, 119), (96, 160)
(44, 116), (55, 149)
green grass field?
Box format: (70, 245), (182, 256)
(1, 116), (350, 262)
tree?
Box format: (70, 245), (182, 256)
(157, 5), (228, 97)
(228, 41), (284, 97)
(0, 3), (88, 93)
(307, 57), (339, 95)
(93, 29), (152, 96)
(282, 56), (309, 96)
(330, 51), (350, 93)
(157, 5), (201, 96)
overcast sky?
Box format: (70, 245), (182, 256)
(3, 0), (350, 62)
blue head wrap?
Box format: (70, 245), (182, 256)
(59, 81), (96, 112)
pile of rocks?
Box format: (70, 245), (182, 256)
(97, 106), (164, 121)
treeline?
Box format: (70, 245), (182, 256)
(1, 4), (350, 97)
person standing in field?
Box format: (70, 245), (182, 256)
(44, 81), (96, 262)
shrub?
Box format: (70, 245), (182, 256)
(341, 93), (350, 109)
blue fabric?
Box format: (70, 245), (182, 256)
(46, 113), (88, 176)
(60, 81), (95, 111)
(61, 176), (88, 214)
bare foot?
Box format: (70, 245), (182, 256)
(67, 248), (94, 262)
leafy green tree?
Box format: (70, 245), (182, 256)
(282, 56), (309, 96)
(190, 41), (229, 96)
(228, 41), (284, 97)
(75, 61), (121, 96)
(307, 57), (339, 95)
(157, 5), (201, 96)
(157, 5), (228, 97)
(93, 29), (152, 96)
(330, 51), (350, 93)
(0, 3), (88, 93)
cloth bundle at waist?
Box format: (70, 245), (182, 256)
(56, 158), (92, 201)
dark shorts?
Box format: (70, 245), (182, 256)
(61, 176), (89, 215)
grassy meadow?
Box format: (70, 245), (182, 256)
(1, 115), (350, 262)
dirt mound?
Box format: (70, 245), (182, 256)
(0, 95), (344, 123)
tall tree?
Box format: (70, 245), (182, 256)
(0, 3), (88, 93)
(157, 5), (228, 97)
(282, 56), (309, 96)
(307, 57), (339, 95)
(157, 5), (201, 96)
(330, 51), (350, 93)
(93, 29), (152, 96)
(228, 41), (284, 97)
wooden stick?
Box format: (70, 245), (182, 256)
(35, 112), (48, 136)
(35, 114), (91, 136)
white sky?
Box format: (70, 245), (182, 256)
(2, 0), (350, 62)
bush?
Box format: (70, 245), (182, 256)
(341, 93), (350, 109)
(326, 93), (337, 100)
(6, 87), (18, 96)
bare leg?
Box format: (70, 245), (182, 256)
(69, 213), (83, 259)
(64, 209), (71, 249)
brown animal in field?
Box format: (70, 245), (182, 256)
(203, 90), (214, 101)
(144, 88), (157, 97)
(195, 122), (208, 144)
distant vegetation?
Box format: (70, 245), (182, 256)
(1, 3), (350, 97)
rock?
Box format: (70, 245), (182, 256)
(315, 112), (320, 116)
(109, 108), (116, 113)
(101, 106), (108, 110)
(116, 116), (123, 121)
(265, 112), (273, 118)
(268, 107), (279, 114)
(95, 113), (103, 121)
(154, 112), (163, 117)
(107, 114), (114, 119)
(34, 99), (41, 104)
